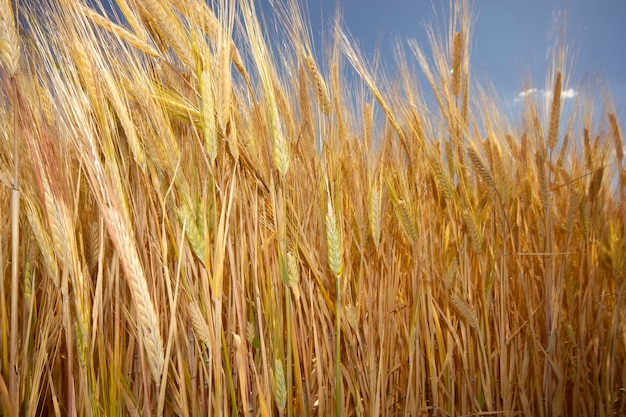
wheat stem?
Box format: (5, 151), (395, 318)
(9, 73), (19, 415)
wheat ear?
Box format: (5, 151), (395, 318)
(2, 0), (20, 407)
(0, 0), (20, 74)
(369, 174), (382, 248)
(200, 68), (218, 163)
(304, 53), (331, 116)
(272, 358), (287, 415)
(107, 207), (164, 383)
(326, 199), (342, 279)
(287, 250), (301, 300)
(608, 113), (623, 164)
(547, 71), (562, 149)
(451, 31), (462, 97)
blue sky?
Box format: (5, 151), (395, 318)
(259, 0), (625, 118)
(97, 0), (625, 122)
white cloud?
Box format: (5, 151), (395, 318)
(561, 88), (577, 99)
(518, 88), (538, 98)
(514, 87), (578, 102)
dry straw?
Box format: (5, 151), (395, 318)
(2, 0), (626, 415)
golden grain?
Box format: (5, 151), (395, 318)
(536, 151), (550, 214)
(467, 145), (496, 191)
(547, 72), (562, 149)
(325, 200), (342, 279)
(137, 0), (194, 66)
(107, 207), (164, 383)
(608, 113), (623, 164)
(369, 176), (382, 248)
(24, 202), (60, 286)
(80, 3), (160, 57)
(396, 199), (418, 244)
(449, 292), (480, 334)
(451, 31), (462, 97)
(287, 250), (301, 300)
(3, 0), (624, 414)
(305, 53), (331, 116)
(200, 68), (218, 163)
(589, 166), (604, 203)
(0, 0), (20, 74)
(188, 300), (211, 351)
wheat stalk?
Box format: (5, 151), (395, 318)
(3, 0), (625, 414)
(2, 0), (21, 407)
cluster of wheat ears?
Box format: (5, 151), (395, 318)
(0, 0), (624, 415)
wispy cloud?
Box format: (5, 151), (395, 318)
(514, 88), (578, 102)
(518, 88), (538, 98)
(561, 88), (577, 99)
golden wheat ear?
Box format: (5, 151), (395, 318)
(0, 0), (20, 75)
(1, 0), (21, 410)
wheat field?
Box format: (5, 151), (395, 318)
(0, 0), (624, 416)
